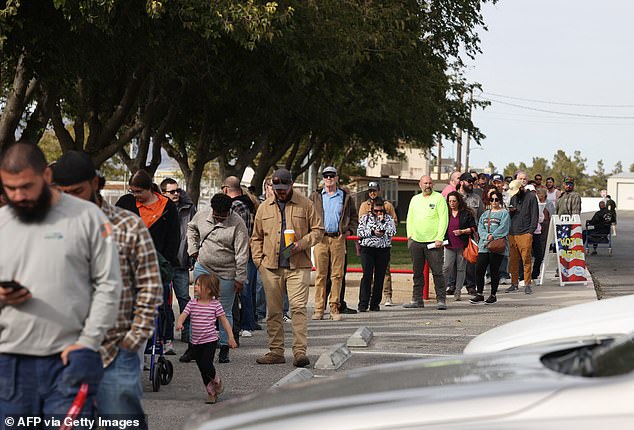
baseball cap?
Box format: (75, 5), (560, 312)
(508, 179), (522, 197)
(52, 151), (97, 186)
(322, 166), (337, 176)
(491, 173), (503, 182)
(459, 172), (475, 182)
(563, 176), (574, 184)
(271, 168), (292, 190)
(525, 184), (536, 192)
(368, 181), (379, 190)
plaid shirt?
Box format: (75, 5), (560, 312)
(99, 200), (163, 367)
(231, 199), (253, 235)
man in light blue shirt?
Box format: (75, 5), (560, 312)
(309, 167), (358, 320)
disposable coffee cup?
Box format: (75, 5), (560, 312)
(284, 229), (295, 247)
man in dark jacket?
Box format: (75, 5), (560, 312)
(585, 201), (613, 254)
(116, 170), (180, 354)
(504, 178), (539, 295)
(309, 166), (358, 321)
(160, 178), (196, 360)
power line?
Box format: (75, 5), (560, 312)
(479, 97), (634, 119)
(482, 92), (634, 108)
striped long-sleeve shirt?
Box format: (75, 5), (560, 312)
(357, 213), (397, 248)
(99, 201), (163, 367)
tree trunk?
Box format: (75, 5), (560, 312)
(0, 54), (34, 150)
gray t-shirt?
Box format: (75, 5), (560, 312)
(0, 193), (122, 355)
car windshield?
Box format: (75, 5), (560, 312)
(542, 332), (634, 377)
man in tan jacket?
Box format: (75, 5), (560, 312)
(251, 168), (323, 367)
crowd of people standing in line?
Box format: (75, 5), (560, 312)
(0, 142), (618, 418)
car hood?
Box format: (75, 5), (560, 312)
(464, 294), (634, 354)
(190, 348), (592, 430)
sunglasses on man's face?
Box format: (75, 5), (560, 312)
(373, 209), (384, 213)
(489, 197), (500, 202)
(163, 189), (180, 195)
(323, 174), (336, 179)
(272, 178), (291, 185)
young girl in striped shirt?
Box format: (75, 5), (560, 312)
(176, 274), (237, 404)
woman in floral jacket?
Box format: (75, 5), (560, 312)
(357, 197), (397, 311)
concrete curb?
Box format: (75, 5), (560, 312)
(314, 344), (352, 370)
(347, 326), (373, 347)
(272, 368), (314, 388)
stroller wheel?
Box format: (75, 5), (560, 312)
(152, 364), (161, 392)
(159, 359), (172, 385)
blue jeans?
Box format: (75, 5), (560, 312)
(0, 354), (98, 428)
(194, 263), (235, 346)
(172, 268), (191, 334)
(240, 259), (257, 330)
(96, 348), (146, 429)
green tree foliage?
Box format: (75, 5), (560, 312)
(630, 163), (634, 173)
(612, 161), (623, 175)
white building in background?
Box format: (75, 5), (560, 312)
(607, 172), (634, 211)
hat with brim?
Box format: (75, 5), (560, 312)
(508, 179), (522, 197)
(368, 181), (379, 190)
(272, 168), (292, 190)
(525, 184), (536, 192)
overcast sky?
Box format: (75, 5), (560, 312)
(461, 0), (634, 175)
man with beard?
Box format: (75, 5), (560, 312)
(545, 176), (559, 207)
(504, 178), (539, 295)
(52, 151), (162, 428)
(555, 176), (582, 216)
(0, 143), (122, 422)
(405, 175), (449, 310)
(251, 169), (323, 367)
(160, 177), (197, 362)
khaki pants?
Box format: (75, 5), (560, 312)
(383, 264), (393, 300)
(313, 235), (346, 311)
(509, 233), (533, 285)
(260, 267), (310, 356)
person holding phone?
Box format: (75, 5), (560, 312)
(0, 143), (122, 421)
(357, 198), (396, 312)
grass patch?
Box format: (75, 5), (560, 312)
(347, 223), (412, 269)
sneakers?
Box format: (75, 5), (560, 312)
(499, 277), (510, 285)
(256, 352), (286, 364)
(282, 313), (291, 323)
(454, 289), (462, 301)
(403, 301), (424, 308)
(341, 307), (358, 314)
(525, 285), (533, 295)
(311, 312), (323, 320)
(436, 300), (447, 310)
(240, 329), (253, 338)
(384, 298), (393, 306)
(293, 353), (310, 368)
(369, 305), (380, 311)
(469, 294), (485, 304)
(164, 340), (176, 355)
(518, 280), (525, 287)
(504, 284), (519, 293)
(484, 295), (497, 305)
(206, 393), (217, 404)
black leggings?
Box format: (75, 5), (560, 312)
(476, 252), (505, 296)
(191, 341), (218, 386)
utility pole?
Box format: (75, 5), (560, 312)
(456, 89), (464, 171)
(464, 88), (473, 172)
(437, 135), (442, 181)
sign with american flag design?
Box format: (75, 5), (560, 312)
(553, 215), (587, 285)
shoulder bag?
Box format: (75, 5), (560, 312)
(486, 210), (507, 254)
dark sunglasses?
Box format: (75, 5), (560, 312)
(489, 197), (500, 202)
(373, 209), (384, 213)
(272, 177), (291, 185)
(323, 174), (336, 179)
(163, 189), (180, 195)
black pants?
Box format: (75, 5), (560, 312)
(191, 341), (218, 386)
(358, 246), (391, 310)
(476, 252), (504, 296)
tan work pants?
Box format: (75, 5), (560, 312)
(313, 235), (346, 311)
(260, 267), (310, 356)
(509, 233), (533, 285)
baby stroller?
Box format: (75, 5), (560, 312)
(146, 280), (175, 392)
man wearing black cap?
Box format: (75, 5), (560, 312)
(309, 166), (358, 321)
(555, 176), (581, 216)
(53, 151), (162, 426)
(358, 181), (398, 306)
(0, 144), (122, 422)
(251, 168), (323, 367)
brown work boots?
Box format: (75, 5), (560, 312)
(256, 352), (286, 365)
(329, 304), (342, 321)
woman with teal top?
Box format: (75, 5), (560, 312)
(470, 190), (510, 305)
